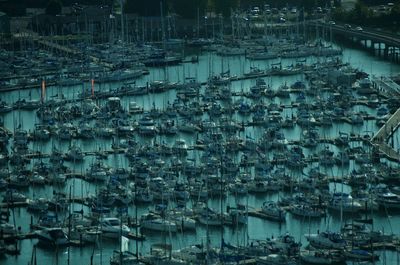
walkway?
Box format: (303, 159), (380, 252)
(15, 30), (114, 70)
(372, 76), (400, 97)
(372, 107), (400, 161)
(37, 38), (114, 69)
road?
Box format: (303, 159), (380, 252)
(309, 20), (400, 47)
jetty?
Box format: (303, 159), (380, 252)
(372, 107), (400, 161)
(373, 76), (400, 97)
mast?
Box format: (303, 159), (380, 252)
(120, 0), (124, 42)
(67, 185), (72, 265)
(197, 8), (200, 38)
(119, 209), (123, 265)
(160, 1), (166, 51)
(134, 171), (139, 261)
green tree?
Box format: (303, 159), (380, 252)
(213, 0), (239, 17)
(124, 0), (165, 16)
(169, 0), (208, 18)
(46, 0), (62, 15)
(332, 7), (348, 21)
(302, 0), (316, 12)
(350, 0), (369, 23)
(26, 0), (49, 8)
(389, 3), (400, 29)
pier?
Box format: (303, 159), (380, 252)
(373, 76), (400, 97)
(372, 107), (400, 161)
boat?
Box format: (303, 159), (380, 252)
(343, 249), (379, 261)
(289, 204), (325, 218)
(0, 100), (12, 113)
(143, 55), (182, 67)
(64, 145), (84, 161)
(375, 192), (400, 209)
(257, 254), (297, 265)
(169, 214), (196, 231)
(138, 116), (158, 136)
(128, 102), (144, 114)
(0, 240), (5, 256)
(217, 47), (246, 56)
(27, 198), (48, 212)
(134, 188), (154, 203)
(172, 244), (217, 264)
(246, 51), (278, 60)
(110, 250), (144, 265)
(140, 213), (178, 233)
(100, 217), (130, 239)
(35, 227), (69, 247)
(304, 231), (347, 249)
(244, 66), (265, 77)
(171, 139), (189, 156)
(30, 172), (46, 185)
(0, 222), (17, 237)
(327, 192), (363, 213)
(3, 189), (27, 203)
(261, 201), (286, 222)
(300, 250), (344, 264)
(96, 69), (143, 83)
(86, 160), (110, 182)
(354, 78), (375, 95)
(196, 207), (223, 226)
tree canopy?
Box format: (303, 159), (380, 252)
(124, 0), (164, 16)
(213, 0), (240, 17)
(168, 0), (208, 18)
(46, 0), (62, 15)
(332, 0), (400, 30)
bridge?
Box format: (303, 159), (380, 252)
(307, 21), (400, 62)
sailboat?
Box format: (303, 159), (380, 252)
(110, 236), (144, 265)
(300, 249), (344, 264)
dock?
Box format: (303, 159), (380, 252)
(248, 209), (286, 222)
(372, 107), (400, 161)
(373, 76), (400, 97)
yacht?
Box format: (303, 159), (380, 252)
(27, 198), (48, 212)
(36, 227), (69, 247)
(110, 250), (144, 265)
(140, 213), (178, 233)
(0, 100), (12, 113)
(289, 204), (325, 218)
(172, 244), (217, 264)
(100, 217), (130, 239)
(257, 254), (297, 265)
(64, 145), (84, 161)
(344, 249), (379, 261)
(327, 192), (363, 213)
(169, 214), (196, 231)
(138, 116), (158, 136)
(261, 201), (286, 222)
(300, 250), (344, 264)
(128, 102), (144, 114)
(171, 139), (189, 156)
(375, 192), (400, 209)
(305, 231), (347, 249)
(86, 161), (110, 182)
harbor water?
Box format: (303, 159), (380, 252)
(1, 41), (400, 265)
